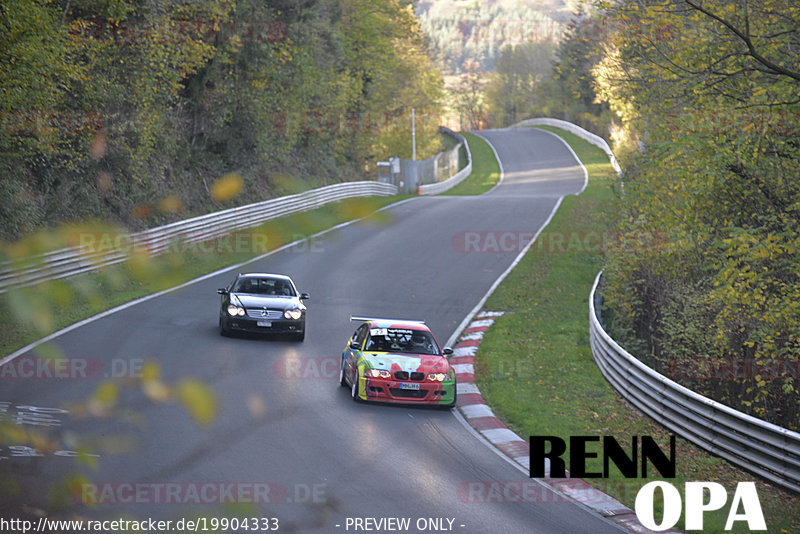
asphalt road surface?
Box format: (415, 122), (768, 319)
(1, 128), (625, 533)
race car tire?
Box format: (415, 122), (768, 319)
(351, 370), (360, 402)
(219, 315), (229, 337)
(339, 356), (348, 387)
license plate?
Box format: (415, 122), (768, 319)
(257, 321), (272, 327)
(399, 382), (420, 390)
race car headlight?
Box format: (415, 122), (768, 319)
(284, 308), (302, 320)
(364, 369), (391, 379)
(227, 305), (245, 316)
(428, 372), (448, 382)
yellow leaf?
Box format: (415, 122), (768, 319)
(178, 379), (217, 425)
(88, 382), (118, 416)
(141, 360), (161, 382)
(210, 173), (243, 203)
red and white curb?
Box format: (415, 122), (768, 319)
(452, 311), (676, 534)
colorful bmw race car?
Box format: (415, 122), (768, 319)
(339, 317), (456, 407)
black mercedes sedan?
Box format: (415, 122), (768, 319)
(217, 273), (309, 341)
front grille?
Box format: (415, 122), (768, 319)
(246, 308), (283, 319)
(410, 372), (424, 381)
(394, 371), (409, 380)
(389, 388), (428, 399)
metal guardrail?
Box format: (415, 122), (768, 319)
(511, 117), (622, 177)
(0, 181), (397, 293)
(590, 271), (800, 494)
(418, 130), (472, 195)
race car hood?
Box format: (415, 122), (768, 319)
(362, 353), (449, 374)
(233, 294), (302, 310)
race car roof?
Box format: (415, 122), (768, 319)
(351, 316), (430, 331)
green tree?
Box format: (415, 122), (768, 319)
(0, 0), (443, 241)
(526, 7), (614, 136)
(594, 0), (800, 429)
(484, 41), (555, 127)
(451, 58), (487, 130)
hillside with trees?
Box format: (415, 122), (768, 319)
(415, 0), (578, 73)
(480, 10), (616, 131)
(0, 0), (443, 241)
(420, 1), (611, 131)
(595, 0), (800, 430)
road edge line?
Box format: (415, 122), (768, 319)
(1, 197), (420, 368)
(446, 130), (671, 534)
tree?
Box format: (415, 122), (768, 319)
(484, 42), (555, 127)
(0, 0), (443, 240)
(451, 58), (487, 130)
(595, 0), (800, 429)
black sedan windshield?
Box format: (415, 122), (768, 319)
(234, 278), (295, 296)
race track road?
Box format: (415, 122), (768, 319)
(1, 128), (625, 533)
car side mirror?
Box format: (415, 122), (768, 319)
(217, 288), (228, 295)
(350, 342), (361, 350)
(300, 293), (310, 300)
(443, 347), (454, 357)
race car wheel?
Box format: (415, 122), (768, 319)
(339, 356), (347, 387)
(350, 370), (360, 402)
(218, 315), (229, 337)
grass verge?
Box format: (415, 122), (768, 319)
(443, 132), (500, 196)
(0, 195), (407, 358)
(475, 126), (800, 533)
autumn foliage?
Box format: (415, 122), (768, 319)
(0, 0), (443, 241)
(593, 0), (800, 429)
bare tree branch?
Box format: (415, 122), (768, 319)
(684, 0), (800, 82)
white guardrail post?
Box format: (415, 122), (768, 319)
(0, 181), (397, 293)
(590, 271), (800, 494)
(1, 125), (476, 292)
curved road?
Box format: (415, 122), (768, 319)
(1, 128), (622, 533)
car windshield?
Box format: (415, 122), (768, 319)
(365, 327), (439, 355)
(234, 278), (295, 297)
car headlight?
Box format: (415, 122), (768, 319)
(364, 368), (391, 379)
(428, 372), (448, 382)
(227, 304), (245, 316)
(284, 308), (302, 320)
